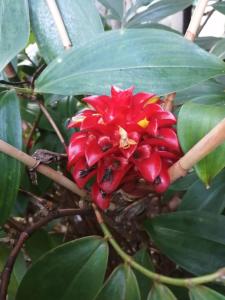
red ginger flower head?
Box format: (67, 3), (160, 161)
(67, 86), (182, 210)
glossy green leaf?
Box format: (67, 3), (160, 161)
(95, 264), (141, 300)
(178, 102), (225, 185)
(35, 29), (225, 96)
(211, 38), (225, 60)
(124, 0), (154, 23)
(129, 22), (180, 33)
(0, 0), (29, 71)
(134, 0), (154, 6)
(16, 236), (108, 300)
(179, 170), (225, 213)
(29, 0), (103, 63)
(148, 283), (177, 300)
(0, 91), (22, 225)
(134, 248), (154, 300)
(39, 95), (79, 140)
(213, 2), (225, 15)
(196, 37), (222, 51)
(169, 286), (189, 300)
(98, 0), (124, 21)
(126, 0), (192, 26)
(170, 171), (198, 191)
(0, 244), (27, 299)
(189, 286), (225, 300)
(144, 211), (225, 275)
(25, 229), (56, 263)
(175, 79), (225, 105)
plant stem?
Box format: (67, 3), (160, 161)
(0, 139), (85, 197)
(93, 205), (225, 287)
(197, 8), (215, 35)
(38, 101), (67, 151)
(0, 208), (91, 300)
(185, 0), (209, 41)
(0, 84), (34, 95)
(26, 110), (42, 152)
(169, 117), (225, 183)
(45, 0), (72, 49)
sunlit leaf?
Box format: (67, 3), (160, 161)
(0, 0), (29, 71)
(36, 29), (225, 96)
(29, 0), (103, 63)
(178, 102), (225, 185)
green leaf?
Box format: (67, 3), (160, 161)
(125, 0), (154, 20)
(25, 229), (56, 263)
(39, 95), (79, 141)
(0, 0), (29, 71)
(98, 0), (124, 21)
(129, 22), (180, 33)
(169, 286), (189, 300)
(213, 2), (225, 15)
(126, 0), (192, 26)
(189, 286), (225, 300)
(175, 79), (225, 105)
(134, 248), (154, 300)
(35, 29), (225, 96)
(0, 91), (22, 225)
(16, 236), (108, 300)
(210, 38), (225, 60)
(0, 244), (27, 299)
(170, 171), (198, 191)
(196, 37), (222, 51)
(95, 264), (141, 300)
(147, 283), (177, 300)
(144, 211), (225, 275)
(29, 0), (103, 63)
(178, 102), (225, 185)
(179, 171), (225, 213)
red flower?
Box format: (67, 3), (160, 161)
(67, 86), (182, 210)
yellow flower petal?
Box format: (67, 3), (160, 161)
(137, 117), (149, 129)
(144, 96), (159, 106)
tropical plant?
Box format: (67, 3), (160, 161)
(1, 0), (225, 299)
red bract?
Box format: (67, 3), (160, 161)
(68, 86), (182, 210)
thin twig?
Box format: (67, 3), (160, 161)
(169, 117), (225, 183)
(0, 208), (91, 300)
(38, 101), (67, 151)
(6, 218), (25, 233)
(25, 110), (42, 152)
(93, 204), (225, 287)
(4, 69), (66, 151)
(0, 84), (34, 96)
(163, 0), (209, 111)
(197, 8), (215, 35)
(31, 64), (46, 89)
(45, 0), (72, 49)
(19, 188), (53, 210)
(0, 139), (85, 197)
